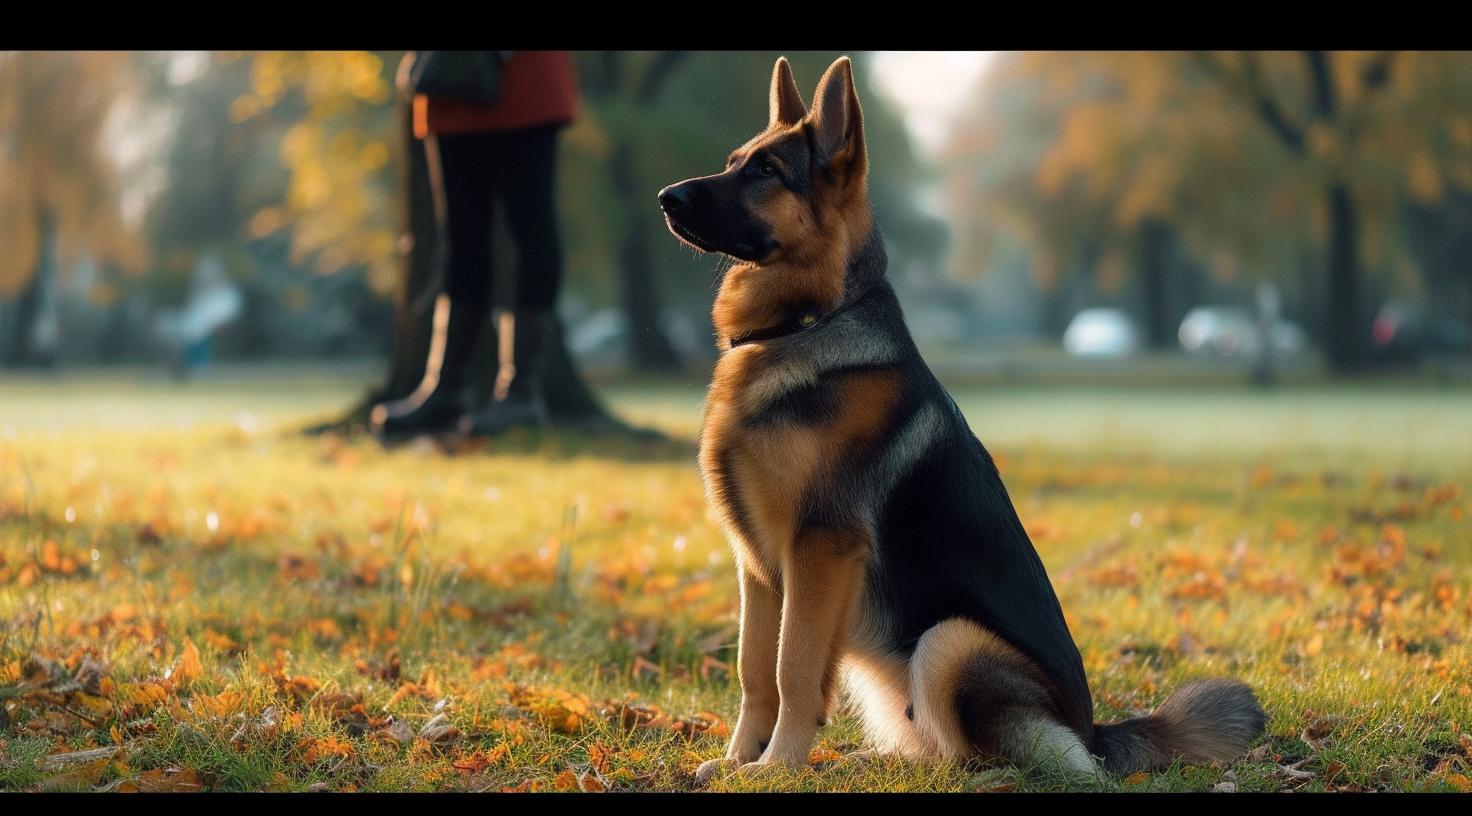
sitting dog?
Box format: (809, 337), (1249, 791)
(658, 55), (1266, 780)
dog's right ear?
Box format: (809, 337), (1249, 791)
(806, 56), (866, 181)
(769, 56), (807, 127)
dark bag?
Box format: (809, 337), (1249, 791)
(408, 51), (507, 104)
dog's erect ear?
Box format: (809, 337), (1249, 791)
(769, 56), (807, 127)
(807, 56), (866, 179)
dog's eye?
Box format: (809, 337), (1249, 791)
(759, 159), (778, 177)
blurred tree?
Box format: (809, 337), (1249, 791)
(574, 51), (688, 372)
(948, 51), (1472, 373)
(225, 51), (400, 292)
(1405, 188), (1472, 369)
(560, 51), (944, 364)
(0, 51), (145, 366)
(1192, 51), (1398, 373)
(291, 54), (438, 430)
(377, 65), (440, 413)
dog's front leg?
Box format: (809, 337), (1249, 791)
(696, 560), (781, 783)
(746, 530), (867, 773)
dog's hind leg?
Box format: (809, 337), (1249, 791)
(909, 618), (1098, 775)
(841, 651), (938, 761)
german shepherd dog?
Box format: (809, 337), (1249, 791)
(659, 56), (1267, 781)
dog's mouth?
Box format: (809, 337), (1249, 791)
(664, 215), (771, 263)
(664, 215), (719, 254)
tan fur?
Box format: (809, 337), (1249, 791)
(721, 563), (782, 765)
(906, 618), (1097, 773)
(709, 199), (865, 350)
(712, 62), (873, 348)
(693, 56), (900, 780)
(841, 650), (934, 758)
(699, 323), (897, 774)
(909, 619), (1006, 759)
(758, 534), (869, 765)
(702, 362), (898, 574)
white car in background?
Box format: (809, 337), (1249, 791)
(1063, 308), (1140, 358)
(1178, 307), (1307, 359)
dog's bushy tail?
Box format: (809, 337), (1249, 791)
(1093, 678), (1267, 774)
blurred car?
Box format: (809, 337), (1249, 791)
(1178, 306), (1307, 360)
(566, 308), (705, 368)
(1370, 301), (1470, 364)
(1063, 308), (1139, 358)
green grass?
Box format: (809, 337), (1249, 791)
(2, 370), (1471, 792)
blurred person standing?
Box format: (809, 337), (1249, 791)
(153, 252), (242, 381)
(372, 50), (577, 439)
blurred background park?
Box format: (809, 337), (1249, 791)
(3, 50), (1471, 410)
(3, 52), (1472, 793)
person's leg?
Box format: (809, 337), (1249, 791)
(465, 124), (562, 434)
(374, 131), (495, 438)
(499, 124), (563, 314)
(438, 131), (497, 314)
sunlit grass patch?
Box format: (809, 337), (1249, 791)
(2, 379), (1470, 791)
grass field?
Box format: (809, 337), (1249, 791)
(2, 369), (1471, 792)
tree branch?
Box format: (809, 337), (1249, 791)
(1192, 51), (1307, 155)
(1360, 50), (1393, 93)
(1343, 51), (1394, 149)
(634, 51), (687, 105)
(1243, 51), (1308, 154)
(1304, 50), (1337, 118)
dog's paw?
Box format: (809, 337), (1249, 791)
(836, 749), (883, 767)
(736, 755), (808, 779)
(735, 760), (786, 779)
(694, 757), (740, 785)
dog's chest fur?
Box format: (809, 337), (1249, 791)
(698, 342), (900, 589)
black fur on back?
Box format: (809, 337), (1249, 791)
(849, 276), (1097, 746)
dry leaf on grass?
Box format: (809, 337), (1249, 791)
(372, 718), (415, 746)
(418, 712), (461, 746)
(128, 768), (204, 793)
(38, 746), (120, 770)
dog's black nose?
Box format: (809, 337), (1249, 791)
(658, 184), (689, 213)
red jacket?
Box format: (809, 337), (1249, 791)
(413, 51), (578, 138)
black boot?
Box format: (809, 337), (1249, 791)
(461, 310), (551, 437)
(371, 296), (486, 440)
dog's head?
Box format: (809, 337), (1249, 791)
(658, 56), (869, 266)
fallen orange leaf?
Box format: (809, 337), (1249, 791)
(172, 638), (203, 688)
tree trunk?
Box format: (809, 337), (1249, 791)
(3, 209), (57, 368)
(1324, 183), (1365, 374)
(381, 101), (441, 402)
(306, 100), (438, 432)
(1138, 219), (1171, 349)
(1466, 277), (1472, 386)
(4, 270), (42, 368)
(609, 140), (683, 372)
(1304, 53), (1367, 375)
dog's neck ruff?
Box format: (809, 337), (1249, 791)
(727, 282), (876, 349)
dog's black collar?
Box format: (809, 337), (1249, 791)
(727, 285), (873, 349)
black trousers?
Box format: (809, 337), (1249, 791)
(433, 124), (563, 312)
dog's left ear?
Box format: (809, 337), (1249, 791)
(769, 56), (807, 126)
(807, 56), (866, 181)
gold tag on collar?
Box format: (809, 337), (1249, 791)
(799, 313), (817, 327)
